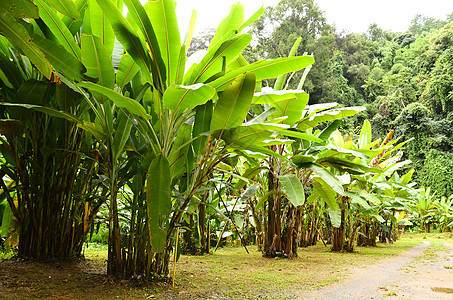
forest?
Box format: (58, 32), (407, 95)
(0, 0), (452, 292)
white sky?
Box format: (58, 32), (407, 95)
(175, 0), (453, 34)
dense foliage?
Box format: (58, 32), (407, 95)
(245, 0), (453, 199)
(0, 0), (452, 283)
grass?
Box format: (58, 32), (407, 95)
(54, 238), (422, 299)
(166, 235), (424, 299)
(0, 249), (15, 260)
(405, 231), (453, 242)
(409, 234), (452, 263)
(386, 290), (397, 296)
(1, 232), (451, 299)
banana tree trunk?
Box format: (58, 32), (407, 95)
(264, 169), (282, 257)
(247, 196), (264, 251)
(107, 171), (123, 276)
(198, 192), (208, 254)
(332, 206), (346, 252)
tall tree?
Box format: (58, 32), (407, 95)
(247, 0), (335, 103)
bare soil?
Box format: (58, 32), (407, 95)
(0, 257), (165, 299)
(1, 236), (452, 299)
(302, 240), (453, 299)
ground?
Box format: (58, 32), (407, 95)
(304, 239), (453, 299)
(0, 233), (452, 299)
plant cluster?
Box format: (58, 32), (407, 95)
(1, 0), (450, 283)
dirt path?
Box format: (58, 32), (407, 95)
(302, 240), (453, 299)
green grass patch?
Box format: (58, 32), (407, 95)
(166, 235), (427, 299)
(0, 250), (15, 260)
(405, 231), (453, 242)
(415, 239), (450, 262)
(4, 233), (448, 299)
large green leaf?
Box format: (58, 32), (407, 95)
(0, 0), (38, 18)
(185, 34), (252, 85)
(359, 119), (372, 149)
(317, 156), (380, 174)
(237, 6), (263, 33)
(116, 52), (140, 90)
(280, 174), (305, 206)
(0, 12), (53, 79)
(312, 181), (338, 211)
(0, 52), (23, 89)
(297, 106), (366, 131)
(0, 102), (82, 123)
(55, 78), (79, 111)
(247, 107), (276, 124)
(274, 37), (302, 91)
(238, 145), (293, 164)
(369, 213), (385, 223)
(315, 145), (370, 160)
(168, 123), (191, 180)
(371, 160), (412, 182)
(77, 120), (107, 141)
(317, 119), (341, 142)
(163, 83), (215, 112)
(292, 154), (316, 167)
(276, 128), (323, 143)
(112, 109), (133, 161)
(227, 54), (249, 71)
(297, 57), (313, 90)
(234, 166), (265, 190)
(175, 10), (196, 84)
(221, 124), (274, 147)
(96, 0), (153, 84)
(124, 0), (166, 84)
(144, 0), (180, 85)
(306, 103), (338, 115)
(78, 82), (148, 119)
(183, 10), (197, 54)
(270, 92), (309, 125)
(328, 208), (341, 228)
(401, 169), (415, 185)
(81, 33), (114, 88)
(63, 0), (88, 35)
(359, 191), (381, 206)
(252, 90), (304, 104)
(221, 122), (322, 148)
(79, 33), (115, 132)
(35, 0), (81, 59)
(43, 0), (81, 20)
(89, 0), (115, 54)
(210, 72), (255, 133)
(210, 56), (314, 91)
(14, 79), (49, 105)
(209, 3), (244, 50)
(192, 101), (213, 160)
(146, 154), (171, 253)
(32, 35), (85, 82)
(381, 160), (412, 177)
(345, 192), (370, 209)
(1, 200), (12, 237)
(309, 163), (344, 196)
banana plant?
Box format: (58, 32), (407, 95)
(0, 0), (142, 273)
(0, 0), (113, 259)
(1, 0), (319, 276)
(410, 186), (438, 233)
(224, 38), (369, 258)
(435, 195), (453, 232)
(313, 120), (415, 251)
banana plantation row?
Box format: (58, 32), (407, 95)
(0, 0), (450, 279)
